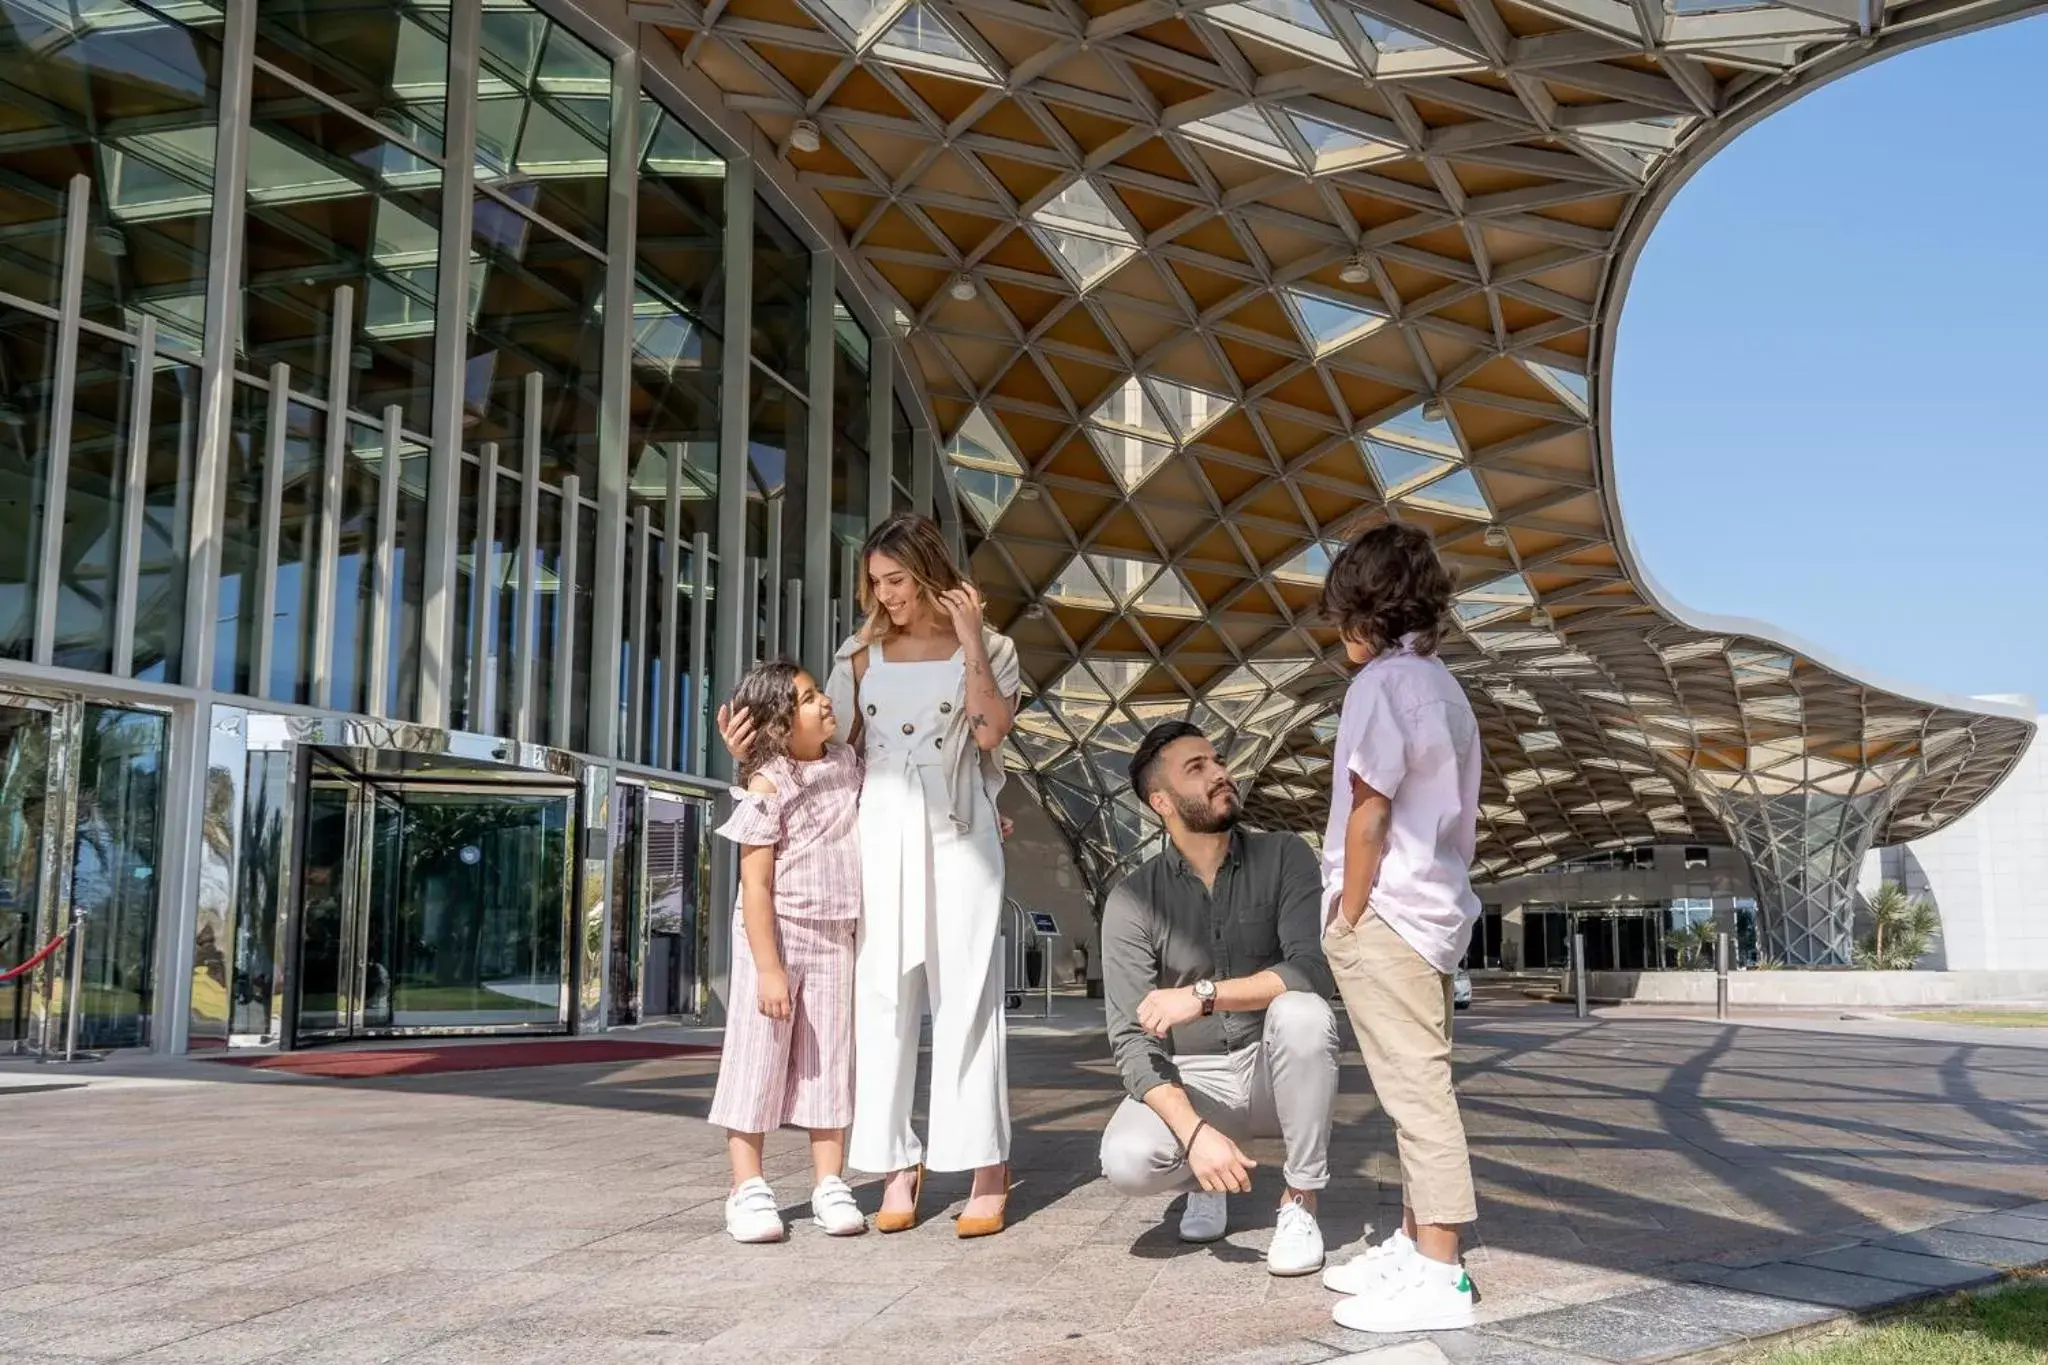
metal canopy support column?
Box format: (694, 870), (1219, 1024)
(711, 158), (754, 784)
(311, 285), (353, 708)
(181, 0), (254, 687)
(513, 371), (543, 742)
(251, 363), (291, 700)
(111, 316), (159, 678)
(418, 0), (482, 728)
(368, 406), (403, 719)
(913, 427), (935, 520)
(659, 455), (682, 768)
(587, 49), (640, 762)
(803, 250), (835, 680)
(867, 340), (892, 524)
(467, 444), (500, 730)
(31, 177), (89, 665)
(553, 474), (581, 750)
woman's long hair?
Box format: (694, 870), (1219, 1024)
(855, 513), (969, 644)
(728, 659), (803, 789)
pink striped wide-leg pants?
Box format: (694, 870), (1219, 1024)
(708, 915), (856, 1134)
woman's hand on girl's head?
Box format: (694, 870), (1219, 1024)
(716, 702), (757, 761)
(938, 583), (986, 647)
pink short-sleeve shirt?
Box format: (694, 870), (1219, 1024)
(1319, 637), (1483, 973)
(715, 743), (863, 923)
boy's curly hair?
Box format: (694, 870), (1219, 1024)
(729, 659), (803, 788)
(1317, 522), (1454, 657)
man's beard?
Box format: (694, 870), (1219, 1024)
(1171, 785), (1241, 835)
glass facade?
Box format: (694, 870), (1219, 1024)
(0, 0), (936, 1055)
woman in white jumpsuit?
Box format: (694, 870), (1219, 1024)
(724, 513), (1018, 1236)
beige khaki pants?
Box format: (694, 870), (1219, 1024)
(1325, 913), (1477, 1227)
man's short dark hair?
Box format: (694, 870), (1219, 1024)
(1318, 521), (1453, 655)
(1129, 721), (1206, 802)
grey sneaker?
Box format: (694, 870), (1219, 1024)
(1179, 1191), (1227, 1243)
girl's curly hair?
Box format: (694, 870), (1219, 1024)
(1317, 522), (1454, 657)
(729, 659), (803, 788)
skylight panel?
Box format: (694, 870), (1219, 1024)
(946, 407), (1024, 530)
(1090, 377), (1172, 442)
(1371, 403), (1458, 455)
(1274, 539), (1342, 584)
(1399, 468), (1489, 519)
(1355, 11), (1433, 51)
(808, 0), (900, 42)
(1184, 106), (1295, 168)
(1144, 377), (1229, 441)
(1087, 429), (1175, 495)
(1289, 112), (1404, 172)
(1362, 438), (1451, 495)
(1524, 359), (1589, 414)
(1045, 558), (1114, 612)
(1282, 286), (1385, 354)
(1454, 573), (1536, 628)
(1028, 178), (1136, 291)
(871, 3), (996, 82)
(1205, 0), (1358, 69)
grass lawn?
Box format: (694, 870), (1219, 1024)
(1905, 1010), (2048, 1028)
(1754, 1279), (2048, 1364)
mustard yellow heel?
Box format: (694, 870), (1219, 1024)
(955, 1165), (1011, 1239)
(874, 1164), (923, 1234)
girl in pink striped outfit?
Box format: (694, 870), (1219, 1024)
(710, 660), (866, 1243)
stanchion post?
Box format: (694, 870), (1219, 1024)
(1573, 931), (1589, 1020)
(1715, 930), (1731, 1021)
(62, 909), (90, 1063)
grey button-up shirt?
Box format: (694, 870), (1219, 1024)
(1100, 828), (1335, 1103)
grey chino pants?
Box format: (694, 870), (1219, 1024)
(1098, 991), (1340, 1194)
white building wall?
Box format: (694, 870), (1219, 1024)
(1861, 709), (2048, 970)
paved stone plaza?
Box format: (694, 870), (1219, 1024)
(3, 992), (2046, 1364)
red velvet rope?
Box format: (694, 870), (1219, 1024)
(0, 925), (74, 985)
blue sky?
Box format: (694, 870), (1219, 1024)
(1610, 16), (2048, 712)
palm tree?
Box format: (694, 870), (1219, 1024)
(1858, 881), (1940, 970)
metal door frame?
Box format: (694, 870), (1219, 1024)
(612, 775), (713, 1023)
(287, 764), (579, 1045)
(0, 688), (80, 1055)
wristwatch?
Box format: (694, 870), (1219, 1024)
(1192, 979), (1217, 1016)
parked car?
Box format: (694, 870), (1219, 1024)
(1453, 968), (1472, 1010)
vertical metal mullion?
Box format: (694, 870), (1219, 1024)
(467, 444), (499, 730)
(112, 316), (159, 678)
(803, 251), (835, 679)
(912, 426), (935, 518)
(181, 0), (256, 688)
(840, 540), (859, 637)
(419, 0), (482, 727)
(553, 474), (580, 749)
(31, 176), (91, 665)
(627, 506), (652, 762)
(710, 158), (754, 783)
(251, 364), (292, 700)
(867, 338), (892, 526)
(513, 370), (542, 742)
(783, 578), (803, 661)
(312, 284), (354, 708)
(688, 530), (709, 773)
(741, 556), (760, 671)
(763, 497), (782, 661)
(367, 405), (401, 719)
(587, 49), (640, 761)
(658, 456), (681, 769)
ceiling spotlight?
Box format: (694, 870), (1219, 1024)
(1421, 398), (1447, 423)
(1528, 607), (1553, 630)
(1483, 525), (1508, 549)
(350, 344), (374, 371)
(93, 225), (127, 258)
(788, 119), (821, 154)
(948, 274), (977, 302)
(1016, 482), (1042, 501)
(1338, 253), (1371, 285)
(1024, 601), (1047, 619)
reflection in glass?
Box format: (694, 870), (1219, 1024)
(233, 749), (290, 1037)
(216, 387), (323, 701)
(244, 67), (445, 430)
(0, 311), (60, 661)
(0, 703), (51, 1044)
(466, 197), (604, 486)
(0, 0), (222, 346)
(475, 0), (611, 245)
(295, 777), (349, 1035)
(132, 361), (201, 684)
(51, 333), (138, 674)
(253, 1), (452, 155)
(747, 375), (807, 658)
(642, 792), (705, 1016)
(751, 208), (810, 389)
(892, 392), (915, 508)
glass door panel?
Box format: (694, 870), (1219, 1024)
(295, 777), (356, 1038)
(68, 706), (169, 1048)
(0, 702), (56, 1046)
(376, 788), (569, 1030)
(642, 792), (704, 1018)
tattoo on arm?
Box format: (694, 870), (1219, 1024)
(969, 712), (988, 732)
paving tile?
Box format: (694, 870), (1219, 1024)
(1793, 1244), (2002, 1290)
(1480, 1303), (1734, 1364)
(1676, 1261), (1924, 1312)
(1940, 1211), (2048, 1247)
(1876, 1228), (2048, 1269)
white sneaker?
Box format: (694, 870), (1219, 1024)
(1179, 1191), (1227, 1243)
(1266, 1195), (1326, 1277)
(1322, 1228), (1417, 1295)
(811, 1175), (866, 1236)
(1332, 1255), (1477, 1333)
(724, 1177), (785, 1244)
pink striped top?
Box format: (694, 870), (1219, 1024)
(714, 743), (863, 922)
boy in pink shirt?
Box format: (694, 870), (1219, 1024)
(1315, 523), (1483, 1333)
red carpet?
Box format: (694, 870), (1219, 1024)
(208, 1038), (719, 1078)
